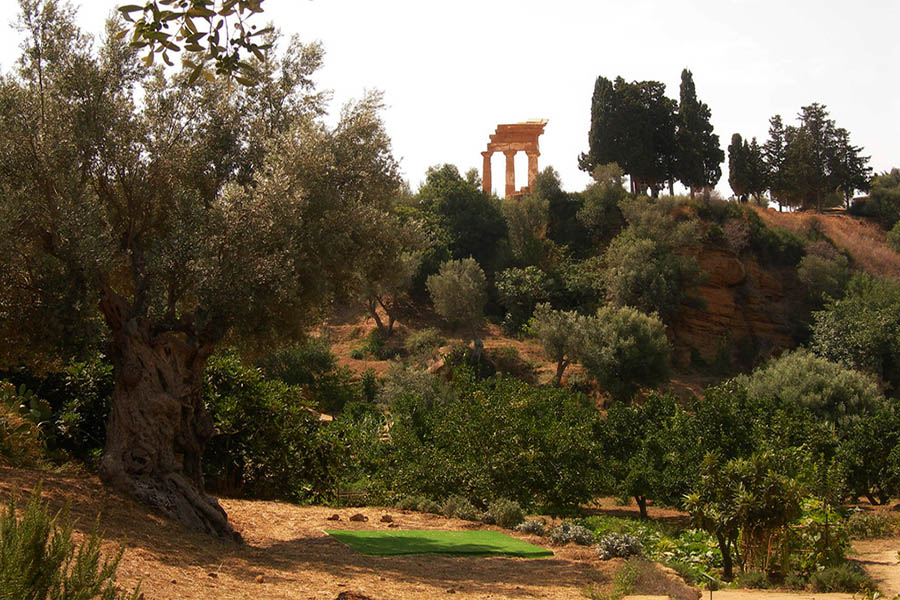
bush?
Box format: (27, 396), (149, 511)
(548, 522), (594, 546)
(596, 532), (643, 559)
(379, 372), (600, 509)
(808, 563), (871, 592)
(515, 519), (547, 536)
(256, 338), (336, 387)
(203, 351), (338, 502)
(888, 220), (900, 253)
(736, 570), (769, 589)
(0, 400), (45, 468)
(845, 510), (900, 539)
(496, 266), (552, 333)
(441, 495), (479, 521)
(403, 328), (445, 364)
(0, 488), (138, 600)
(417, 499), (441, 514)
(395, 495), (427, 511)
(487, 499), (523, 529)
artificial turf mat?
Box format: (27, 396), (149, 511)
(325, 529), (554, 558)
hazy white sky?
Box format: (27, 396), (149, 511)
(1, 0), (897, 196)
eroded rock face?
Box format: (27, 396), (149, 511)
(670, 245), (802, 367)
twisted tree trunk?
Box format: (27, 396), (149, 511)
(98, 289), (238, 540)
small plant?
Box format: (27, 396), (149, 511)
(404, 328), (445, 363)
(417, 499), (441, 514)
(486, 499), (523, 529)
(396, 495), (426, 511)
(808, 563), (871, 592)
(480, 511), (495, 525)
(514, 519), (547, 536)
(441, 495), (479, 521)
(349, 348), (365, 360)
(846, 510), (900, 539)
(736, 570), (769, 589)
(549, 522), (595, 546)
(783, 573), (807, 590)
(596, 532), (643, 559)
(0, 487), (138, 599)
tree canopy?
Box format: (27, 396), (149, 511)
(0, 0), (400, 537)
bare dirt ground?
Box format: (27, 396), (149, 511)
(0, 466), (635, 600)
(851, 536), (900, 596)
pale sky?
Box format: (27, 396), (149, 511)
(1, 0), (897, 197)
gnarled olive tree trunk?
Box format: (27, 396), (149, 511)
(98, 290), (238, 540)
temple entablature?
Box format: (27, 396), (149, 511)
(481, 120), (547, 198)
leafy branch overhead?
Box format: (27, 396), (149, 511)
(117, 0), (272, 84)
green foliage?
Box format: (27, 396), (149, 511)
(0, 390), (45, 468)
(255, 338), (336, 387)
(496, 266), (552, 334)
(416, 164), (508, 271)
(577, 163), (627, 242)
(797, 241), (850, 302)
(0, 488), (137, 600)
(851, 168), (900, 227)
(441, 495), (479, 521)
(486, 499), (524, 529)
(676, 69), (724, 193)
(514, 519), (547, 536)
(502, 192), (549, 266)
(684, 452), (803, 580)
(600, 394), (683, 514)
(812, 273), (900, 391)
(379, 371), (600, 509)
(530, 303), (586, 386)
(203, 351), (340, 502)
(603, 196), (702, 316)
(402, 328), (445, 364)
(844, 510), (900, 539)
(548, 522), (595, 546)
(119, 0), (272, 84)
(739, 349), (884, 426)
(579, 306), (670, 402)
(426, 258), (488, 340)
(54, 356), (113, 464)
(837, 405), (900, 504)
(808, 563), (871, 593)
(596, 533), (643, 559)
(887, 220), (900, 253)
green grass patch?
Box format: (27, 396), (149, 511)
(325, 529), (553, 558)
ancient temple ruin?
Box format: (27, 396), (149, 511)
(481, 119), (547, 198)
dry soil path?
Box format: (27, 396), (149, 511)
(851, 536), (900, 596)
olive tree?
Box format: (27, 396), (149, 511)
(530, 303), (585, 386)
(0, 1), (400, 538)
(426, 258), (487, 355)
(578, 305), (670, 402)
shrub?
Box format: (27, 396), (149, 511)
(515, 519), (546, 536)
(380, 372), (600, 509)
(441, 495), (479, 521)
(54, 355), (114, 465)
(596, 533), (643, 559)
(888, 220), (900, 253)
(0, 400), (45, 468)
(426, 258), (487, 338)
(548, 522), (594, 546)
(496, 266), (552, 333)
(808, 563), (871, 592)
(579, 306), (671, 403)
(202, 351), (336, 502)
(797, 241), (850, 301)
(403, 328), (445, 364)
(783, 573), (807, 590)
(417, 499), (441, 514)
(256, 338), (336, 387)
(396, 495), (426, 511)
(487, 499), (524, 529)
(845, 510), (900, 539)
(0, 488), (138, 600)
(736, 570), (769, 589)
(486, 346), (534, 381)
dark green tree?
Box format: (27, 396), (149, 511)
(675, 68), (723, 198)
(764, 115), (790, 211)
(728, 133), (750, 201)
(581, 76), (677, 196)
(416, 164), (508, 271)
(745, 137), (768, 202)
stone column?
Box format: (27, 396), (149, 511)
(481, 151), (492, 194)
(504, 150), (517, 198)
(526, 151), (540, 190)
